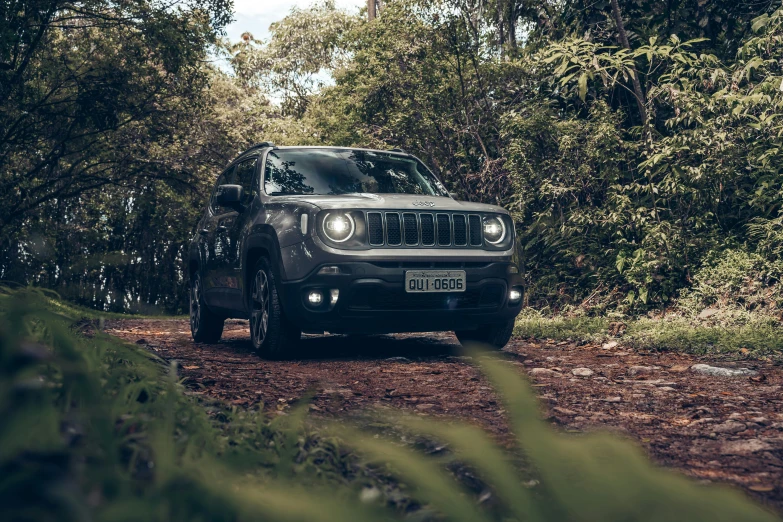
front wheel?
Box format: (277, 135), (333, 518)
(249, 258), (300, 359)
(455, 319), (515, 349)
(190, 273), (224, 343)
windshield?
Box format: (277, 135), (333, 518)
(263, 148), (448, 196)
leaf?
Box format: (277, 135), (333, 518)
(578, 73), (588, 102)
(751, 14), (770, 33)
(616, 255), (626, 274)
(639, 286), (649, 305)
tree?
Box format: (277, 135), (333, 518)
(0, 0), (232, 236)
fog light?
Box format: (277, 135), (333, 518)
(509, 288), (522, 303)
(330, 289), (339, 304)
(318, 265), (342, 275)
(308, 291), (323, 304)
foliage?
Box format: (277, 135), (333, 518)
(223, 0), (359, 116)
(678, 249), (783, 319)
(2, 288), (779, 521)
(6, 0), (783, 316)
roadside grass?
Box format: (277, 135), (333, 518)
(514, 309), (783, 360)
(2, 287), (780, 521)
(0, 285), (189, 321)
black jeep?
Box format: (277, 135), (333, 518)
(188, 144), (524, 357)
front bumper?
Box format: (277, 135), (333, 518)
(278, 260), (523, 334)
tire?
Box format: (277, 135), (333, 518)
(249, 258), (301, 359)
(455, 318), (515, 349)
(190, 273), (224, 343)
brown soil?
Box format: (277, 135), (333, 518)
(106, 319), (783, 513)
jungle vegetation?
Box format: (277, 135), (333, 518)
(3, 0), (783, 321)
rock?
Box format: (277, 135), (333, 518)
(385, 356), (411, 362)
(690, 364), (757, 377)
(602, 341), (619, 350)
(669, 364), (690, 373)
(628, 365), (660, 376)
(728, 412), (744, 420)
(689, 417), (717, 426)
(360, 487), (381, 503)
(604, 396), (622, 403)
(712, 422), (747, 434)
(720, 439), (774, 455)
(416, 403), (436, 410)
(697, 308), (720, 320)
(553, 406), (577, 415)
(657, 386), (677, 392)
(572, 367), (595, 377)
(529, 368), (561, 377)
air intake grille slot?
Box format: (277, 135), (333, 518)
(436, 214), (451, 246)
(468, 214), (483, 246)
(386, 213), (401, 245)
(403, 213), (418, 245)
(364, 211), (495, 248)
(420, 214), (435, 246)
(453, 214), (467, 246)
(368, 212), (384, 245)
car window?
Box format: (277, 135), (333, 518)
(231, 158), (257, 206)
(263, 149), (448, 196)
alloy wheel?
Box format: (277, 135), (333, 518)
(190, 278), (201, 335)
(251, 269), (269, 346)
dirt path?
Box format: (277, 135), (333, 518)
(107, 319), (783, 512)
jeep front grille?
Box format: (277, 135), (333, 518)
(366, 211), (484, 248)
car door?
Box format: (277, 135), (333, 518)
(204, 158), (259, 312)
(216, 157), (259, 312)
(203, 166), (236, 308)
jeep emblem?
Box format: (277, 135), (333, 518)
(412, 201), (435, 207)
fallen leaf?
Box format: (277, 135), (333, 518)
(748, 485), (775, 492)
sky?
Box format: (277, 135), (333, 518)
(225, 0), (366, 43)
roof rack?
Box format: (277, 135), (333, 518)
(240, 141), (275, 156)
(245, 141), (275, 153)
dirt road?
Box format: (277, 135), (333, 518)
(107, 319), (783, 512)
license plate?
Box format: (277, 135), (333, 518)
(405, 270), (466, 293)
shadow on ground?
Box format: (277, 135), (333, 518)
(217, 323), (464, 361)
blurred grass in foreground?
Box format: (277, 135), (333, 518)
(1, 287), (779, 522)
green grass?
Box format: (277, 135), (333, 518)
(2, 287), (780, 521)
(515, 308), (783, 360)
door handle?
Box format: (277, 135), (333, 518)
(199, 229), (208, 235)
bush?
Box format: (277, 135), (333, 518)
(678, 249), (783, 321)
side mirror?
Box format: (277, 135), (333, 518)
(216, 184), (243, 209)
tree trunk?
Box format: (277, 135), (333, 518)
(505, 0), (517, 51)
(609, 0), (647, 126)
(367, 0), (376, 20)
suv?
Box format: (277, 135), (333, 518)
(188, 144), (524, 357)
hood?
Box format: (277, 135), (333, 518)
(270, 194), (508, 214)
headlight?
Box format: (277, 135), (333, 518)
(483, 216), (506, 244)
(323, 212), (355, 243)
